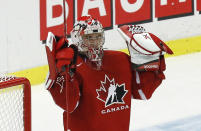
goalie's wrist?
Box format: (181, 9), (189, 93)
(131, 59), (160, 71)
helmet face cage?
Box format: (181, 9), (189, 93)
(71, 16), (105, 69)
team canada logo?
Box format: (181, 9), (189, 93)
(96, 75), (128, 107)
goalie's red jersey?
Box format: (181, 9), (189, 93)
(48, 50), (164, 131)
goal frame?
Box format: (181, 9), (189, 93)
(0, 77), (31, 131)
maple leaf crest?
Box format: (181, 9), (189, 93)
(143, 34), (151, 40)
(96, 75), (128, 107)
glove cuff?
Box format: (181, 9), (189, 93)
(132, 59), (160, 71)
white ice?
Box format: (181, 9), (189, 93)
(32, 52), (201, 131)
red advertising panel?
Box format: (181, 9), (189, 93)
(40, 0), (74, 40)
(155, 0), (193, 19)
(77, 0), (112, 29)
(115, 0), (152, 25)
(197, 0), (201, 11)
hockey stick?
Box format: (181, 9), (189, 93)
(63, 0), (67, 37)
(44, 0), (68, 87)
(63, 1), (78, 131)
(62, 1), (70, 131)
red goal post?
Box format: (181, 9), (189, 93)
(0, 76), (31, 131)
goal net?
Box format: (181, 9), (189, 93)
(0, 75), (31, 131)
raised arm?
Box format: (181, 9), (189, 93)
(118, 25), (173, 100)
(45, 32), (81, 112)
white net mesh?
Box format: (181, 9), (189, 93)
(0, 76), (25, 131)
(0, 75), (16, 82)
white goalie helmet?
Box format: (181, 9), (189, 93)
(71, 15), (105, 69)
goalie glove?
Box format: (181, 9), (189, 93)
(118, 25), (173, 71)
(45, 32), (77, 90)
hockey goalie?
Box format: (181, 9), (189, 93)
(45, 15), (173, 131)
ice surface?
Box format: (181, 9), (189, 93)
(31, 52), (201, 131)
(136, 114), (201, 131)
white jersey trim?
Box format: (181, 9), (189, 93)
(138, 89), (147, 100)
(136, 71), (140, 84)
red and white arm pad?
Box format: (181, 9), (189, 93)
(48, 73), (81, 113)
(132, 56), (166, 100)
(117, 25), (173, 99)
(132, 71), (163, 100)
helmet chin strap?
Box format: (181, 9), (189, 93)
(84, 47), (103, 70)
(89, 60), (102, 70)
(96, 60), (102, 70)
